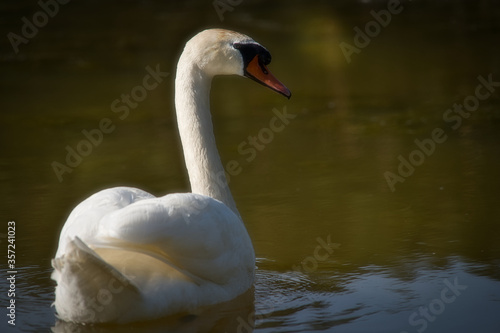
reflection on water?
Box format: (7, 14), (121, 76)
(1, 0), (500, 332)
(254, 259), (500, 333)
(6, 260), (500, 332)
(52, 289), (254, 333)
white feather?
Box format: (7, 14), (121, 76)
(52, 29), (261, 323)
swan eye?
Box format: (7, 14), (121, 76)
(233, 42), (272, 68)
(233, 41), (291, 99)
(257, 57), (269, 74)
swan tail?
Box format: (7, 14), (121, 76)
(51, 236), (142, 323)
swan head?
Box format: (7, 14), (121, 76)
(183, 28), (291, 99)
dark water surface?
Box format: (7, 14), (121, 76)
(1, 1), (500, 332)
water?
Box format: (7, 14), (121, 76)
(1, 0), (500, 332)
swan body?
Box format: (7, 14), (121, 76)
(52, 28), (290, 324)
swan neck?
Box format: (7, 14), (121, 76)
(175, 60), (240, 218)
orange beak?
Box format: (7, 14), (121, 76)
(245, 56), (291, 99)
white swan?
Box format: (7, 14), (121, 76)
(52, 28), (291, 324)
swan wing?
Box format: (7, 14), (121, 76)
(97, 192), (255, 286)
(53, 187), (254, 322)
(55, 187), (155, 258)
(52, 237), (141, 323)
